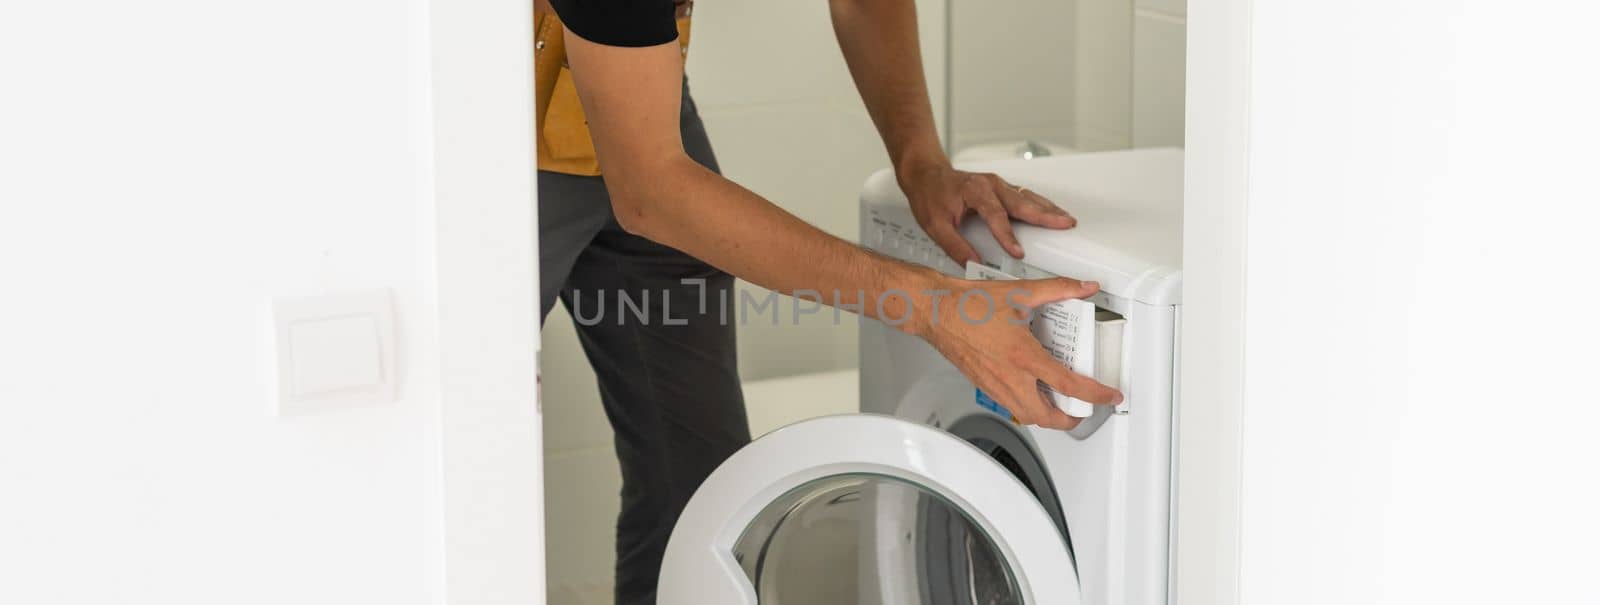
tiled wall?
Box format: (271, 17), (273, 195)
(953, 0), (1187, 152)
(950, 0), (1078, 150)
(1132, 0), (1187, 148)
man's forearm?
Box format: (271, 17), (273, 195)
(640, 0), (951, 326)
(830, 0), (947, 173)
(619, 156), (942, 331)
(564, 31), (946, 332)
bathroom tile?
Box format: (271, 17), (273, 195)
(734, 282), (860, 381)
(542, 448), (624, 596)
(915, 0), (950, 136)
(1133, 14), (1188, 148)
(1136, 0), (1188, 19)
(950, 0), (1076, 146)
(547, 582), (613, 605)
(743, 369), (861, 436)
(1075, 0), (1135, 149)
(540, 306), (615, 453)
(685, 0), (850, 111)
(698, 105), (865, 238)
(952, 127), (1078, 154)
(687, 0), (947, 120)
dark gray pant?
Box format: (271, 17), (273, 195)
(538, 86), (751, 605)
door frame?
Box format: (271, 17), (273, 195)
(428, 1), (545, 603)
(1174, 0), (1252, 604)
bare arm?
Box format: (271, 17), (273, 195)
(827, 0), (944, 179)
(829, 0), (1077, 265)
(563, 38), (915, 320)
(561, 33), (1120, 428)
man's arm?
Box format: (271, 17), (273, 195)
(561, 33), (1120, 429)
(564, 38), (913, 316)
(829, 0), (1077, 265)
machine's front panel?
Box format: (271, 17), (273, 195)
(1028, 296), (1175, 605)
(855, 150), (1182, 604)
(857, 240), (1178, 604)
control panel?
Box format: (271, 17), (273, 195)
(865, 208), (963, 274)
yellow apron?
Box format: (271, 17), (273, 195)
(535, 2), (695, 176)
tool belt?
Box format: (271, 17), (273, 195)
(535, 1), (695, 176)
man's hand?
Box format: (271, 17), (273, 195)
(906, 273), (1122, 430)
(828, 0), (1078, 264)
(899, 160), (1078, 266)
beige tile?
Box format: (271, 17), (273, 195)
(547, 582), (613, 605)
(950, 0), (1076, 148)
(954, 127), (1077, 152)
(1075, 0), (1135, 150)
(699, 105), (873, 238)
(543, 448), (624, 597)
(540, 306), (615, 454)
(1074, 129), (1137, 152)
(1133, 14), (1187, 148)
(685, 0), (852, 111)
(1136, 0), (1187, 18)
(744, 369), (861, 436)
(916, 0), (950, 141)
(734, 282), (860, 381)
(687, 0), (948, 124)
(829, 107), (893, 235)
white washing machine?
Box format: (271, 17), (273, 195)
(660, 148), (1183, 604)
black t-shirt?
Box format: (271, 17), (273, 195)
(549, 0), (679, 48)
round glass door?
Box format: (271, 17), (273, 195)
(732, 474), (1022, 605)
(656, 415), (1080, 605)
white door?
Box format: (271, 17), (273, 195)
(659, 414), (1081, 604)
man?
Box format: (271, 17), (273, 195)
(535, 0), (1122, 602)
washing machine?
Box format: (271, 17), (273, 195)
(659, 148), (1183, 604)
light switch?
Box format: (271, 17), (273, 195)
(289, 315), (382, 396)
(273, 289), (397, 415)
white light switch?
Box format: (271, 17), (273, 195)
(273, 289), (397, 415)
(289, 315), (382, 396)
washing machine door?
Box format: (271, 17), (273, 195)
(658, 414), (1080, 605)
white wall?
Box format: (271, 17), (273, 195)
(1180, 1), (1600, 603)
(0, 1), (542, 603)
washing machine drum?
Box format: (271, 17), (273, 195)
(658, 415), (1081, 605)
